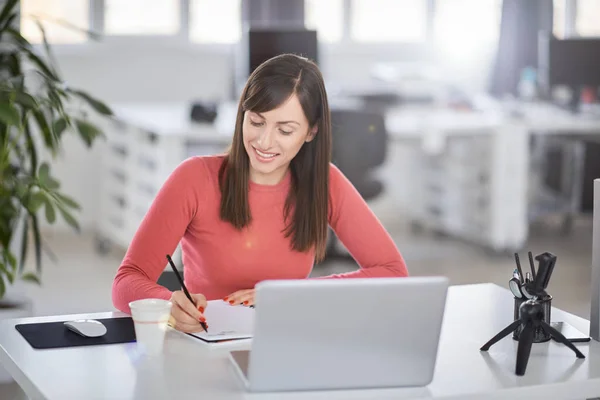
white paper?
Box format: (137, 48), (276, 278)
(189, 300), (255, 342)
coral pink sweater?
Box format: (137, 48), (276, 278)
(112, 156), (408, 313)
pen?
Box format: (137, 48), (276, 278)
(513, 253), (524, 282)
(528, 251), (536, 281)
(166, 254), (208, 333)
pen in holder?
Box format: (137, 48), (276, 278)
(513, 294), (552, 342)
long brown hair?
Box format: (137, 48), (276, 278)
(218, 54), (331, 262)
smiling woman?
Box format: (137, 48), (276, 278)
(112, 54), (408, 334)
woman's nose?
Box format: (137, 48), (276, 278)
(257, 128), (274, 149)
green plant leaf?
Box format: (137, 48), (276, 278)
(0, 0), (18, 27)
(0, 12), (17, 33)
(54, 192), (80, 210)
(5, 27), (30, 49)
(3, 263), (15, 284)
(43, 197), (56, 224)
(15, 181), (28, 200)
(33, 110), (59, 154)
(34, 19), (61, 81)
(56, 203), (80, 232)
(19, 217), (29, 272)
(27, 192), (46, 213)
(68, 90), (113, 116)
(21, 272), (41, 285)
(0, 263), (10, 286)
(6, 251), (16, 270)
(15, 91), (38, 109)
(38, 162), (50, 186)
(75, 119), (103, 147)
(0, 274), (5, 299)
(7, 53), (22, 78)
(30, 214), (42, 274)
(21, 45), (59, 82)
(22, 121), (39, 182)
(47, 89), (65, 114)
(46, 177), (60, 190)
(0, 102), (21, 127)
(52, 117), (68, 137)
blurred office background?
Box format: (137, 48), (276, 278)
(3, 0), (600, 396)
(3, 0), (600, 351)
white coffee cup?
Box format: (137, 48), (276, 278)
(129, 299), (173, 356)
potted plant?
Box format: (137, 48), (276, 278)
(0, 0), (112, 326)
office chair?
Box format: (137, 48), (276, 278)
(325, 108), (388, 261)
(157, 250), (184, 291)
(157, 270), (183, 291)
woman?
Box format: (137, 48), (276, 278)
(112, 54), (408, 333)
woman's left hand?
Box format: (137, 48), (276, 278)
(224, 289), (255, 307)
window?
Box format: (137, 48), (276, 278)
(20, 0), (89, 44)
(304, 0), (344, 43)
(553, 0), (566, 39)
(576, 0), (600, 37)
(432, 0), (502, 59)
(189, 0), (242, 43)
(104, 0), (180, 36)
(350, 0), (428, 43)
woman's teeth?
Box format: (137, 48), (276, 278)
(256, 149), (277, 158)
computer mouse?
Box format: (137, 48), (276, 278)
(64, 319), (107, 338)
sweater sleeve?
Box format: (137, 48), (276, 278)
(321, 164), (409, 278)
(111, 157), (207, 313)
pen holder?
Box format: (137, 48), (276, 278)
(512, 295), (552, 343)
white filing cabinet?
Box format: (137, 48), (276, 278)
(95, 111), (231, 254)
(408, 124), (529, 253)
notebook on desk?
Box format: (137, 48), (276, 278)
(187, 300), (254, 343)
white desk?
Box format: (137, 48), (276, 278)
(0, 283), (598, 400)
(384, 101), (600, 253)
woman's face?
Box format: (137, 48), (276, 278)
(243, 94), (316, 185)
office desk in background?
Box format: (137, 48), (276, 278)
(0, 283), (597, 400)
(385, 101), (600, 253)
(93, 101), (600, 256)
(94, 101), (523, 255)
(92, 103), (234, 254)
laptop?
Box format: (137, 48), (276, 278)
(228, 276), (449, 392)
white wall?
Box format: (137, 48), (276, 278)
(42, 42), (495, 234)
(56, 43), (233, 103)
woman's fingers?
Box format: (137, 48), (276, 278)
(169, 290), (207, 332)
(224, 289), (255, 306)
(169, 315), (207, 333)
(191, 293), (207, 312)
(170, 291), (205, 321)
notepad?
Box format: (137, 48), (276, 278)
(189, 300), (255, 342)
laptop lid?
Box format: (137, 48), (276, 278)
(244, 276), (449, 392)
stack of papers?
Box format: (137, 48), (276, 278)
(189, 300), (255, 343)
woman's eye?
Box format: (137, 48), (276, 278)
(250, 120), (264, 127)
(279, 129), (293, 135)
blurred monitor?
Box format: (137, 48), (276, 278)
(539, 35), (600, 89)
(248, 28), (318, 75)
(233, 28), (318, 97)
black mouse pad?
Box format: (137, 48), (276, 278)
(15, 317), (137, 349)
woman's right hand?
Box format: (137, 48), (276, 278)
(168, 291), (208, 333)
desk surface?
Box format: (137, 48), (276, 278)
(112, 102), (236, 142)
(1, 283), (597, 400)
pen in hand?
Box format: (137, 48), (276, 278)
(166, 254), (208, 333)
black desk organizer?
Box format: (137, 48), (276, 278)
(480, 251), (585, 376)
(15, 317), (136, 349)
(512, 294), (552, 343)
